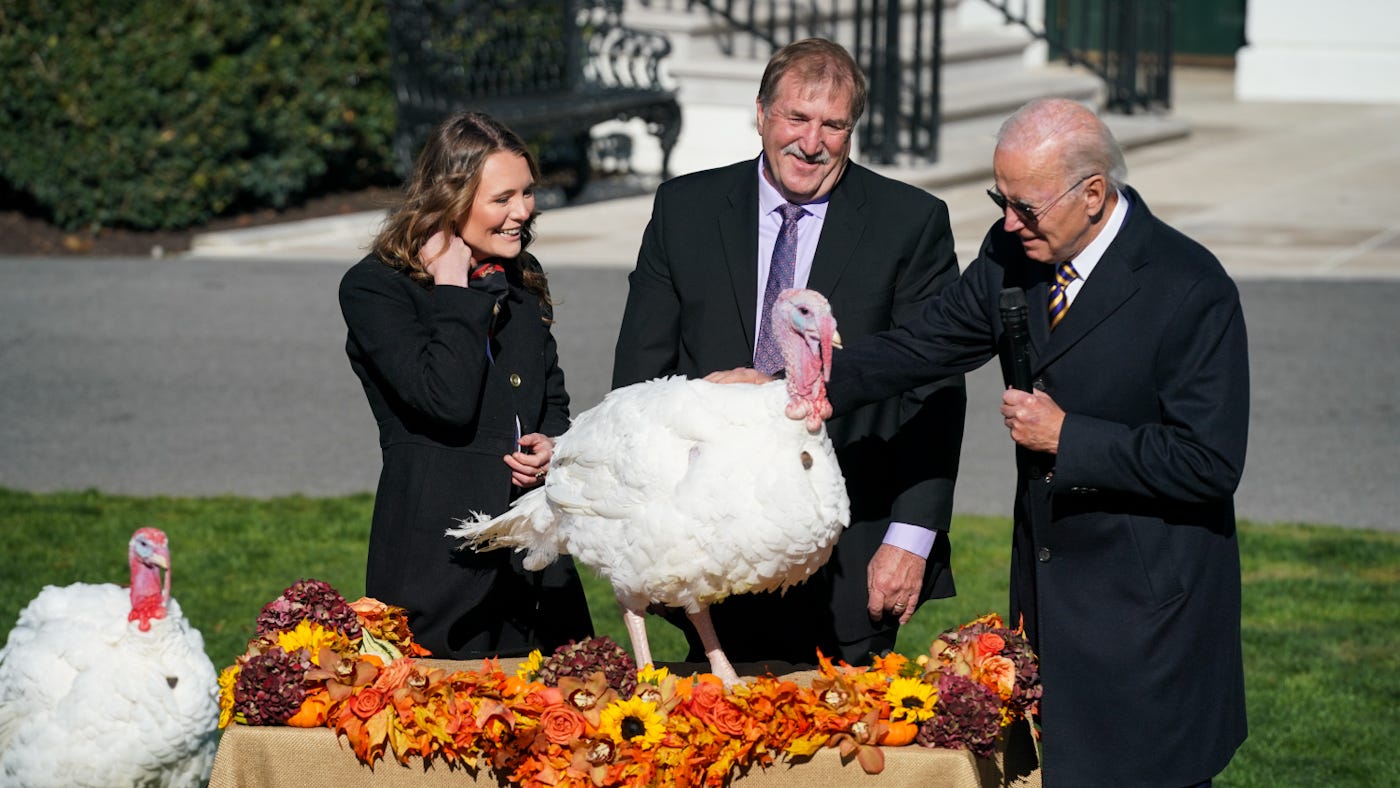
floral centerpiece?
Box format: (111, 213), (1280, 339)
(219, 580), (1040, 786)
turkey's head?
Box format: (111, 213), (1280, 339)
(127, 527), (171, 632)
(774, 288), (842, 432)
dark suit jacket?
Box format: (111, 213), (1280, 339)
(612, 158), (966, 663)
(339, 252), (592, 659)
(826, 187), (1248, 786)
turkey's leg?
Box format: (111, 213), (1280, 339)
(687, 606), (740, 687)
(619, 601), (653, 669)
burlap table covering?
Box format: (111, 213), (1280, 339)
(210, 658), (1040, 788)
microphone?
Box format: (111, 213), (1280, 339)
(999, 288), (1033, 393)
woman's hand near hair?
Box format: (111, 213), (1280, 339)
(420, 230), (472, 287)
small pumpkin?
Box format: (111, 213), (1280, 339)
(877, 719), (919, 747)
(285, 692), (331, 727)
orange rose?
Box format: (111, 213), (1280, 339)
(541, 705), (588, 745)
(976, 633), (1006, 659)
(977, 655), (1017, 700)
(350, 687), (386, 719)
(688, 677), (726, 716)
(706, 699), (749, 738)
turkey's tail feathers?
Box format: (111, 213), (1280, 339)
(446, 487), (561, 571)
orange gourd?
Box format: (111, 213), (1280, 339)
(878, 719), (919, 747)
(285, 692), (331, 727)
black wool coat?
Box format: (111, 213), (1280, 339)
(826, 188), (1249, 786)
(339, 251), (593, 659)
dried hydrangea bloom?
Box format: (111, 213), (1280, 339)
(233, 646), (313, 725)
(538, 636), (637, 699)
(254, 579), (362, 640)
(917, 673), (1002, 758)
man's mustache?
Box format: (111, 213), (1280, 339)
(781, 142), (831, 165)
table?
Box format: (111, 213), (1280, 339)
(209, 659), (1040, 788)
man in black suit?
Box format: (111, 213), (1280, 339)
(729, 98), (1246, 786)
(611, 38), (966, 668)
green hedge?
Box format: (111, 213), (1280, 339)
(0, 0), (396, 231)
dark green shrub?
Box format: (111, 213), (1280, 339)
(0, 0), (396, 231)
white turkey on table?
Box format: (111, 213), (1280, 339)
(0, 527), (220, 787)
(449, 288), (850, 686)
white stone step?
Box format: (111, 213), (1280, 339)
(607, 2), (1183, 184)
(873, 92), (1190, 191)
(629, 4), (1033, 73)
(942, 67), (1105, 122)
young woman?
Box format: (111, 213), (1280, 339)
(338, 112), (593, 659)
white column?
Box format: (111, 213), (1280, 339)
(1236, 0), (1400, 103)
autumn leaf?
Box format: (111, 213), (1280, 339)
(386, 714), (417, 763)
(786, 734), (827, 757)
(414, 705), (454, 751)
(364, 707), (391, 763)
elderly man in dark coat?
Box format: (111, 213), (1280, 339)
(717, 97), (1249, 786)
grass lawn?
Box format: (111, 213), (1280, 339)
(1, 487), (1396, 785)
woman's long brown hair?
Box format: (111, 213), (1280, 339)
(372, 111), (551, 308)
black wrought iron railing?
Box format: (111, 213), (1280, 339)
(633, 0), (1175, 165)
(386, 0), (681, 192)
(983, 0), (1173, 112)
(637, 0), (945, 165)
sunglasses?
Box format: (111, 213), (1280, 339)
(987, 173), (1096, 224)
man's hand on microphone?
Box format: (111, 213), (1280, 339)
(1000, 388), (1065, 453)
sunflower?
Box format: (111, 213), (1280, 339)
(885, 676), (937, 723)
(216, 664), (240, 728)
(276, 619), (344, 664)
(598, 697), (666, 749)
(636, 663), (670, 685)
(516, 649), (544, 681)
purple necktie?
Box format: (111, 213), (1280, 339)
(754, 203), (806, 374)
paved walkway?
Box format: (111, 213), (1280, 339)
(9, 69), (1398, 529)
(188, 67), (1400, 280)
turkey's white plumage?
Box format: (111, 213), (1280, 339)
(450, 289), (850, 685)
(487, 377), (848, 610)
(0, 530), (219, 788)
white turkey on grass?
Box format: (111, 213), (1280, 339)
(449, 288), (850, 687)
(0, 527), (219, 787)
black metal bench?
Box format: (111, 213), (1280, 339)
(386, 0), (681, 200)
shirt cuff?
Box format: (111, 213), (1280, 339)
(882, 522), (938, 559)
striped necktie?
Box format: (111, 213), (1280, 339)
(753, 203), (806, 374)
(1048, 261), (1079, 330)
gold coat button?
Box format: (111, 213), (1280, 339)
(509, 373), (522, 388)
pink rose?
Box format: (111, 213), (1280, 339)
(373, 658), (415, 692)
(349, 597), (389, 617)
(525, 685), (564, 709)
